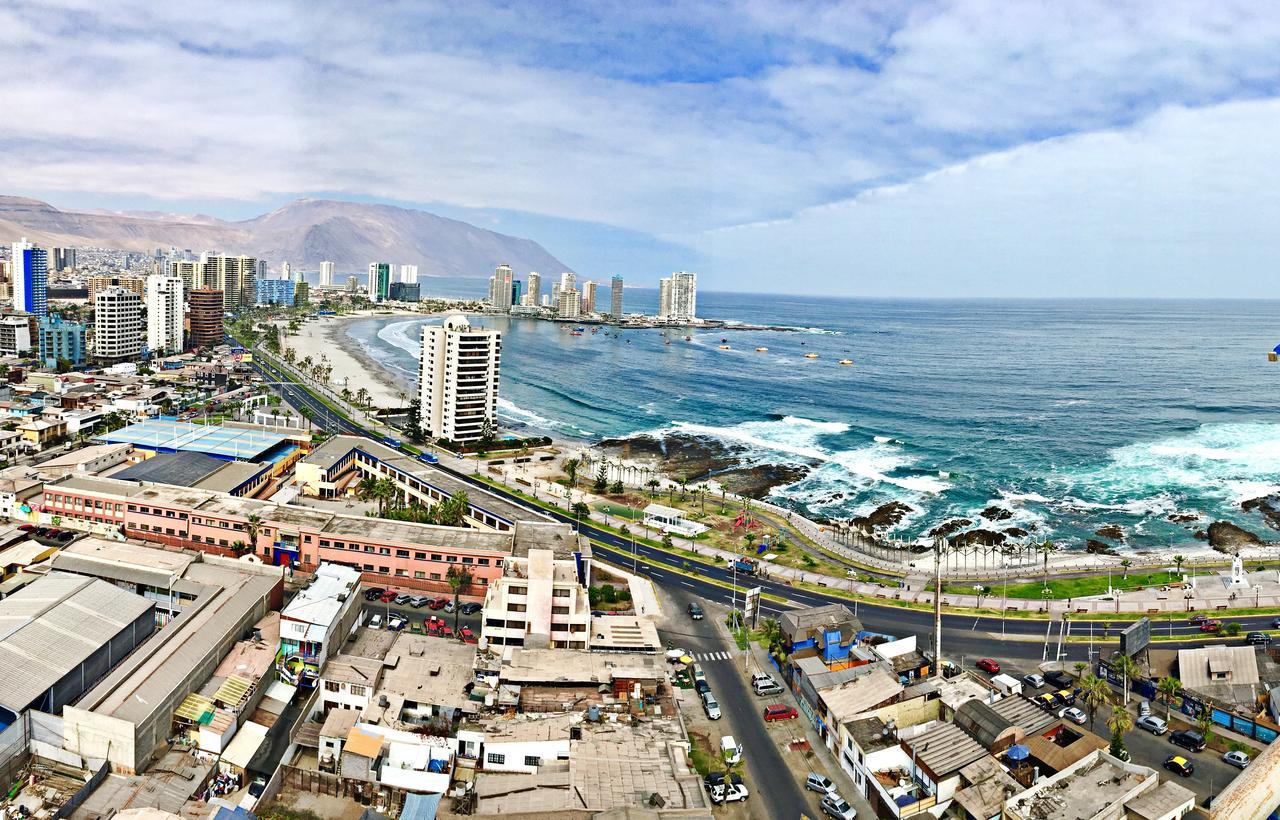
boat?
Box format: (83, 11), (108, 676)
(721, 338), (728, 343)
(570, 330), (582, 336)
(684, 335), (692, 341)
(718, 344), (731, 350)
(838, 359), (854, 365)
(804, 353), (819, 359)
(756, 347), (769, 352)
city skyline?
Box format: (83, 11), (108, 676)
(3, 3), (1280, 297)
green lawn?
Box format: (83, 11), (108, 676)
(945, 569), (1186, 600)
(595, 503), (646, 521)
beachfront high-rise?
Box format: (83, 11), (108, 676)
(524, 272), (541, 307)
(610, 275), (624, 317)
(556, 286), (581, 318)
(319, 260), (336, 286)
(581, 280), (597, 315)
(488, 264), (514, 312)
(658, 271), (698, 323)
(12, 237), (48, 318)
(369, 262), (392, 302)
(400, 264), (419, 284)
(93, 285), (144, 363)
(167, 258), (199, 293)
(417, 312), (502, 443)
(199, 253), (257, 312)
(146, 274), (184, 356)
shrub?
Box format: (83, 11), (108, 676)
(601, 584), (618, 604)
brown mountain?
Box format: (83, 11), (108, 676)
(0, 196), (570, 277)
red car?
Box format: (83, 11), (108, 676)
(763, 704), (798, 721)
(439, 625), (454, 639)
(379, 590), (398, 603)
(459, 627), (477, 644)
(424, 617), (441, 636)
(976, 658), (1001, 674)
(427, 597), (448, 610)
(1199, 620), (1222, 633)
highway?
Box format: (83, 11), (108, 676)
(250, 351), (1279, 663)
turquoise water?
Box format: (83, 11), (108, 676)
(347, 283), (1280, 549)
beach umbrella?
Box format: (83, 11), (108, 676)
(1007, 744), (1030, 762)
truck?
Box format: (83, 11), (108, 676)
(733, 558), (758, 574)
(990, 673), (1023, 697)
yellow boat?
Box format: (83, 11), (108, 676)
(838, 359), (854, 365)
(718, 344), (731, 350)
(804, 353), (819, 359)
(756, 346), (768, 352)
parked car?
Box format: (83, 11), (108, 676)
(805, 773), (838, 797)
(419, 453), (439, 464)
(752, 673), (784, 696)
(394, 593), (413, 606)
(687, 602), (704, 620)
(1138, 700), (1151, 718)
(364, 587), (386, 601)
(1055, 689), (1076, 706)
(443, 600), (456, 614)
(1058, 707), (1087, 725)
(1200, 620), (1222, 633)
(428, 597), (448, 610)
(1034, 693), (1059, 711)
(379, 590), (398, 603)
(694, 679), (711, 695)
(1189, 613), (1209, 624)
(764, 704), (799, 722)
(1272, 616), (1280, 629)
(439, 625), (454, 639)
(821, 794), (857, 819)
(369, 614), (384, 629)
(1223, 750), (1250, 769)
(1023, 673), (1045, 689)
(1245, 632), (1270, 645)
(719, 735), (742, 765)
(1169, 730), (1207, 752)
(976, 658), (1001, 674)
(388, 614), (407, 631)
(460, 602), (483, 615)
(424, 617), (441, 636)
(1164, 755), (1195, 777)
(1136, 715), (1168, 735)
(1044, 670), (1074, 689)
(459, 626), (477, 644)
(702, 692), (722, 720)
(705, 773), (747, 805)
(408, 595), (430, 608)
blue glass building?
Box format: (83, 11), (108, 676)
(255, 278), (295, 306)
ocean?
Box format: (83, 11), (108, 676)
(346, 280), (1280, 550)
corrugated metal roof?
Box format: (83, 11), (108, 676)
(0, 572), (153, 711)
(175, 693), (215, 724)
(213, 675), (252, 708)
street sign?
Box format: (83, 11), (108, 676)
(744, 586), (762, 628)
(1119, 617), (1151, 658)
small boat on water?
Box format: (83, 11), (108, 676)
(684, 335), (692, 341)
(804, 353), (819, 359)
(756, 346), (769, 352)
(718, 344), (731, 350)
(570, 330), (582, 336)
(838, 359), (854, 365)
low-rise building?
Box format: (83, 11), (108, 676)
(640, 502), (708, 537)
(35, 442), (133, 478)
(482, 547), (591, 649)
(278, 562), (362, 689)
(1003, 750), (1192, 820)
(15, 416), (67, 449)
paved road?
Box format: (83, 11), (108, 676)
(1119, 716), (1238, 807)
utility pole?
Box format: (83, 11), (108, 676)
(933, 536), (944, 679)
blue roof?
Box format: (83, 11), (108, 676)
(97, 420), (293, 461)
(399, 793), (442, 820)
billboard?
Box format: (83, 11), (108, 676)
(1119, 617), (1151, 658)
(744, 586), (762, 628)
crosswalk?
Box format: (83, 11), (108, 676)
(692, 651), (734, 662)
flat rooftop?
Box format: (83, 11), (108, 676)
(1006, 753), (1151, 820)
(363, 634), (477, 725)
(282, 563), (361, 628)
(97, 419), (294, 462)
(52, 536), (198, 590)
(490, 647), (664, 686)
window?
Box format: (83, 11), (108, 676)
(431, 554), (442, 561)
(364, 546), (375, 553)
(324, 681), (340, 692)
(379, 566), (390, 574)
(379, 547), (391, 555)
(414, 571), (425, 579)
(552, 588), (570, 597)
(510, 586), (527, 595)
(508, 604), (526, 613)
(478, 558), (490, 566)
(415, 552), (426, 560)
(395, 569), (407, 577)
(349, 684), (366, 697)
(524, 755), (540, 767)
(552, 606), (569, 615)
(446, 555), (458, 563)
(487, 753), (505, 765)
(462, 556), (473, 564)
(395, 549), (408, 558)
(429, 573), (441, 581)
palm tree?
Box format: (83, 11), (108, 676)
(744, 532), (757, 556)
(1196, 711), (1215, 747)
(1073, 661), (1086, 678)
(1120, 559), (1132, 580)
(244, 514), (262, 557)
(1112, 654), (1140, 706)
(1173, 554), (1186, 577)
(447, 565), (473, 632)
(373, 478), (397, 516)
(1156, 676), (1182, 721)
(1080, 673), (1111, 729)
(563, 457), (581, 489)
(1040, 539), (1055, 592)
(1106, 705), (1133, 760)
(356, 475), (378, 505)
(646, 478), (660, 497)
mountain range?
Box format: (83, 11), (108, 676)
(0, 196), (570, 277)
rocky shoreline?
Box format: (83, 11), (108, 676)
(597, 432), (812, 499)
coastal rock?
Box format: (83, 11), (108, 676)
(1094, 524), (1125, 541)
(1207, 521), (1264, 553)
(1241, 494), (1280, 530)
(1003, 526), (1029, 538)
(715, 464), (811, 500)
(1167, 512), (1199, 523)
(851, 501), (915, 531)
(598, 432), (816, 499)
(980, 506), (1013, 522)
(1085, 539), (1119, 556)
(928, 518), (972, 538)
(1194, 530), (1207, 541)
(949, 529), (1007, 548)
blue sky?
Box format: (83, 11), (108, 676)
(3, 1), (1280, 296)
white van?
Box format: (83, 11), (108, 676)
(719, 735), (742, 765)
(369, 613), (383, 629)
(990, 673), (1023, 697)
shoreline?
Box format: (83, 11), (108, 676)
(284, 310), (425, 408)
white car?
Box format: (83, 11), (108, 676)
(806, 772), (838, 797)
(710, 783), (749, 804)
(821, 793), (857, 819)
(1023, 673), (1045, 689)
(719, 735), (742, 765)
(752, 672), (784, 696)
(702, 691), (722, 720)
(1136, 715), (1168, 735)
(369, 613), (383, 629)
(1223, 750), (1250, 769)
(1058, 706), (1087, 725)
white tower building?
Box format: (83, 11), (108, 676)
(417, 313), (502, 443)
(146, 274), (184, 355)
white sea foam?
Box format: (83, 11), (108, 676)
(376, 319), (428, 358)
(873, 435), (892, 443)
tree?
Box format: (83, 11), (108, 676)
(646, 478), (660, 497)
(447, 565), (473, 632)
(341, 387), (352, 403)
(1173, 554), (1186, 577)
(593, 464), (608, 494)
(356, 475), (378, 503)
(434, 491), (469, 527)
(609, 479), (624, 495)
(230, 540), (250, 556)
(244, 513), (262, 556)
(355, 387), (370, 408)
(373, 478), (397, 516)
(571, 501), (591, 522)
(1196, 711), (1215, 747)
(406, 397), (424, 441)
(1073, 661), (1086, 678)
(1106, 705), (1133, 760)
(1156, 676), (1182, 721)
(479, 416), (496, 449)
(1223, 621), (1242, 637)
(661, 532), (674, 550)
(1120, 559), (1132, 580)
(1112, 654), (1140, 706)
(744, 532), (757, 554)
(1080, 673), (1111, 730)
(563, 458), (581, 489)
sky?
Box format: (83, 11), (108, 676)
(2, 1), (1280, 296)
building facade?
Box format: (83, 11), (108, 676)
(488, 264), (514, 312)
(87, 274), (146, 302)
(188, 289), (224, 350)
(556, 287), (580, 318)
(481, 548), (591, 649)
(418, 313), (501, 443)
(146, 274), (184, 356)
(199, 254), (257, 312)
(0, 315), (32, 356)
(657, 271), (697, 323)
(38, 316), (87, 368)
(369, 262), (392, 302)
(167, 259), (199, 292)
(524, 272), (541, 307)
(581, 281), (597, 314)
(388, 282), (420, 302)
(93, 286), (144, 363)
(12, 238), (48, 318)
(319, 260), (336, 287)
(399, 264), (418, 284)
(610, 275), (624, 317)
(255, 278), (295, 306)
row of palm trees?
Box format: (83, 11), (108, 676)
(281, 347), (335, 387)
(355, 476), (469, 526)
(1070, 657), (1204, 762)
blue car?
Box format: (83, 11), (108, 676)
(383, 437), (402, 449)
(419, 453), (439, 464)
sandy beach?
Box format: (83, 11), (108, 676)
(283, 310), (423, 408)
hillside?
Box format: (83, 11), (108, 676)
(0, 196), (569, 277)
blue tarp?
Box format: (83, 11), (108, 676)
(400, 793), (443, 820)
